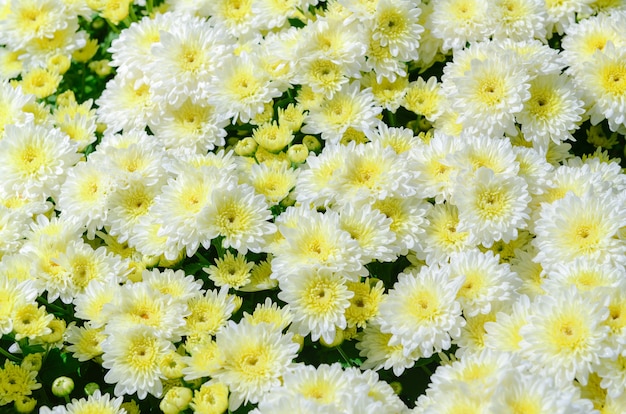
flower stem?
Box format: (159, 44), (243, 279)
(336, 345), (352, 366)
(0, 345), (21, 363)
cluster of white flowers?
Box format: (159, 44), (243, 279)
(1, 0), (626, 413)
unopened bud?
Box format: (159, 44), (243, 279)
(159, 386), (193, 414)
(51, 376), (74, 397)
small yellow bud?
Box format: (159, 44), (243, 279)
(15, 396), (37, 413)
(234, 137), (258, 157)
(286, 144), (310, 164)
(88, 60), (113, 77)
(56, 90), (76, 107)
(159, 386), (193, 414)
(47, 54), (71, 75)
(21, 353), (43, 372)
(302, 135), (321, 152)
(84, 382), (100, 396)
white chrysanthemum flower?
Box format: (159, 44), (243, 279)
(453, 307), (500, 357)
(20, 19), (86, 70)
(213, 319), (299, 411)
(148, 19), (231, 108)
(278, 268), (353, 344)
(0, 0), (68, 49)
(595, 352), (626, 399)
(251, 0), (303, 31)
(365, 121), (422, 155)
(301, 81), (382, 144)
(0, 206), (31, 257)
(95, 71), (163, 134)
(429, 0), (493, 52)
(497, 38), (567, 77)
(448, 249), (519, 317)
(271, 207), (363, 281)
(488, 0), (547, 41)
(259, 363), (356, 411)
(104, 179), (161, 244)
(377, 264), (465, 358)
(149, 97), (229, 153)
(203, 250), (254, 289)
(292, 55), (351, 99)
(544, 0), (594, 35)
(575, 42), (626, 133)
(127, 213), (182, 263)
(153, 166), (234, 258)
(423, 349), (515, 405)
(452, 167), (530, 248)
(57, 161), (114, 239)
(446, 53), (530, 137)
(0, 123), (79, 199)
(530, 163), (604, 216)
(532, 191), (626, 271)
(207, 52), (283, 124)
(510, 246), (547, 299)
(101, 325), (174, 399)
(543, 258), (624, 295)
(242, 297), (293, 332)
(329, 141), (416, 206)
(0, 82), (35, 137)
(207, 0), (260, 36)
(63, 390), (125, 414)
(183, 287), (236, 338)
(490, 370), (596, 414)
(104, 283), (189, 342)
(108, 12), (180, 72)
(0, 277), (38, 335)
(370, 0), (423, 61)
(51, 241), (127, 304)
(403, 76), (444, 122)
(93, 130), (168, 189)
(70, 280), (119, 328)
(483, 293), (532, 353)
(336, 202), (399, 263)
(296, 16), (366, 74)
(293, 143), (353, 208)
(417, 203), (473, 265)
(517, 73), (585, 145)
(561, 11), (626, 75)
(141, 268), (204, 305)
(512, 145), (553, 196)
(198, 182), (276, 255)
(408, 131), (464, 203)
(446, 133), (519, 180)
(64, 323), (107, 362)
(244, 160), (299, 206)
(519, 287), (613, 386)
(356, 321), (421, 376)
(363, 27), (409, 83)
(371, 194), (431, 256)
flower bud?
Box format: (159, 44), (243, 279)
(51, 376), (74, 397)
(159, 386), (193, 414)
(84, 382), (100, 396)
(302, 135), (321, 152)
(234, 137), (258, 157)
(287, 144), (310, 164)
(15, 396), (37, 413)
(21, 353), (43, 372)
